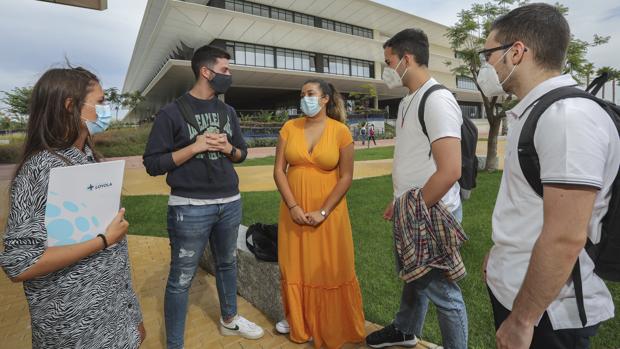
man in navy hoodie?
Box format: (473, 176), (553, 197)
(143, 45), (264, 349)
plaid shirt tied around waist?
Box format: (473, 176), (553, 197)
(393, 187), (468, 283)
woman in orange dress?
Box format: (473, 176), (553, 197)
(273, 79), (366, 348)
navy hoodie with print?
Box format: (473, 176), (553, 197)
(143, 93), (248, 200)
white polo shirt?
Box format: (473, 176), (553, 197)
(487, 74), (618, 329)
(393, 78), (462, 212)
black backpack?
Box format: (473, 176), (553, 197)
(245, 223), (278, 262)
(418, 85), (479, 199)
(517, 83), (620, 327)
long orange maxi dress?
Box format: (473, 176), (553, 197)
(278, 117), (366, 349)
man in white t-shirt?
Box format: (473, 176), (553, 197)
(366, 28), (467, 349)
(479, 4), (617, 349)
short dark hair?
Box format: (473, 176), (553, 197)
(191, 45), (231, 79)
(491, 3), (570, 71)
(383, 28), (429, 67)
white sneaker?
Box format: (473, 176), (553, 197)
(275, 319), (290, 334)
(220, 315), (265, 340)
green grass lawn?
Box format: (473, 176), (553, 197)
(237, 146), (395, 167)
(122, 172), (619, 348)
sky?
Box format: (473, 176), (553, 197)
(0, 0), (619, 115)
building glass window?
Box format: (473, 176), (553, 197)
(271, 8), (293, 22)
(235, 43), (246, 65)
(245, 44), (255, 66)
(350, 59), (372, 78)
(323, 55), (372, 78)
(460, 104), (481, 118)
(321, 19), (335, 31)
(255, 46), (265, 66)
(457, 76), (477, 90)
(226, 41), (370, 77)
(228, 42), (275, 68)
(265, 48), (274, 67)
(216, 0), (373, 39)
(294, 13), (313, 26)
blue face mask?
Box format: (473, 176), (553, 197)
(300, 96), (322, 117)
(82, 103), (112, 135)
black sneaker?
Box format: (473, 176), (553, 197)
(366, 323), (418, 348)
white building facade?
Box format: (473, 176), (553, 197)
(123, 0), (482, 122)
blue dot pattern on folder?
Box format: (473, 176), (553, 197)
(63, 201), (79, 212)
(45, 204), (61, 218)
(75, 217), (90, 232)
(46, 199), (101, 246)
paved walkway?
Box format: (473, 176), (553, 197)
(0, 235), (439, 349)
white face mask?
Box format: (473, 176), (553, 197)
(476, 47), (517, 97)
(300, 96), (321, 117)
(382, 57), (408, 89)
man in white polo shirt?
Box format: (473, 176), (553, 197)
(480, 4), (618, 349)
(366, 28), (467, 349)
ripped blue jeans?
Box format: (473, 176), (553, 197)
(164, 200), (241, 349)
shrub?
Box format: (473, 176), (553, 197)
(246, 138), (278, 148)
(92, 124), (152, 158)
(0, 143), (23, 163)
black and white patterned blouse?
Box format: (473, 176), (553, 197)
(0, 147), (143, 349)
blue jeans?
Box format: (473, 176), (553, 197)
(164, 200), (242, 349)
(393, 204), (468, 349)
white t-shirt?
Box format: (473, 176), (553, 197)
(487, 74), (618, 329)
(393, 78), (463, 212)
(168, 194), (240, 206)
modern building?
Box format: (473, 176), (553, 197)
(122, 0), (483, 123)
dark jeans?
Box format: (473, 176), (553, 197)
(488, 288), (600, 349)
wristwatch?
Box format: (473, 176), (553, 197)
(320, 209), (327, 218)
(229, 146), (237, 158)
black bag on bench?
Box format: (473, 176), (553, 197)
(246, 223), (278, 262)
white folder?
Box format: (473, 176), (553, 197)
(44, 160), (125, 247)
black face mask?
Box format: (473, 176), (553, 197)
(208, 69), (232, 94)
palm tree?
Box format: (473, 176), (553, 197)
(595, 67), (619, 101)
(611, 68), (620, 104)
(582, 63), (595, 86)
(121, 91), (145, 120)
(104, 87), (123, 121)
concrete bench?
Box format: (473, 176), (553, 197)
(199, 225), (284, 322)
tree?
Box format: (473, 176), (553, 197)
(348, 84), (378, 112)
(582, 63), (595, 86)
(566, 33), (610, 81)
(104, 87), (123, 120)
(595, 67), (620, 102)
(121, 90), (145, 114)
(445, 0), (609, 170)
(1, 86), (32, 116)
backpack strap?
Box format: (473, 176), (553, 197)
(418, 84), (450, 158)
(175, 94), (202, 138)
(517, 85), (613, 328)
(418, 84), (450, 139)
(214, 98), (232, 143)
(518, 86), (603, 197)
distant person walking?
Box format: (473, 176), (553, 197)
(360, 125), (367, 145)
(368, 124), (377, 145)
